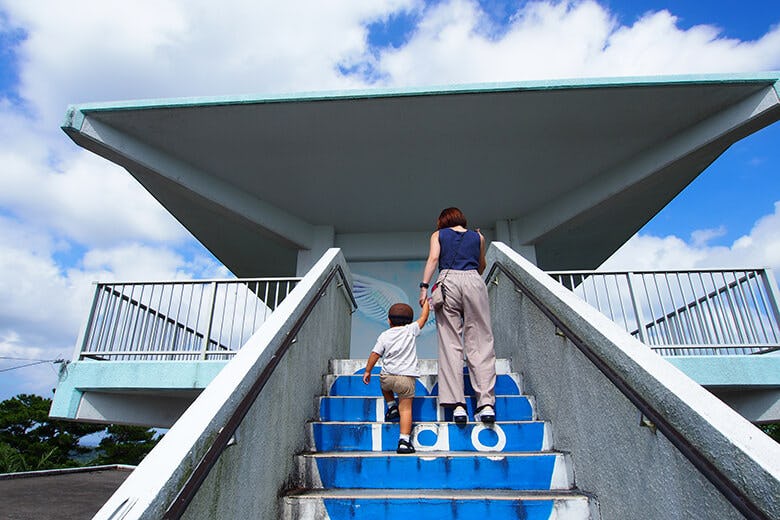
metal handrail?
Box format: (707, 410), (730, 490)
(547, 268), (780, 355)
(487, 261), (769, 520)
(163, 264), (355, 519)
(77, 278), (301, 361)
(100, 286), (230, 350)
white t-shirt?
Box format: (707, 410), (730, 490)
(371, 322), (421, 377)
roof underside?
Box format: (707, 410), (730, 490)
(63, 74), (780, 275)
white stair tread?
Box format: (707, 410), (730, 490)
(301, 450), (561, 458)
(330, 358), (514, 375)
(285, 488), (588, 500)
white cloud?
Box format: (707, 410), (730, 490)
(372, 0), (780, 86)
(600, 201), (780, 273)
(0, 137), (190, 248)
(690, 226), (727, 248)
(1, 0), (419, 130)
(80, 242), (230, 282)
(0, 214), (227, 400)
(0, 0), (779, 398)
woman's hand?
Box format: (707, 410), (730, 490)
(420, 231), (440, 305)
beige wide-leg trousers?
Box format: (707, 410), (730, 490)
(434, 269), (496, 410)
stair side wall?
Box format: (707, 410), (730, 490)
(487, 243), (780, 520)
(180, 275), (352, 520)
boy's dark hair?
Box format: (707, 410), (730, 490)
(388, 303), (414, 326)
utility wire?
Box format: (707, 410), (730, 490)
(0, 356), (59, 361)
(0, 358), (66, 373)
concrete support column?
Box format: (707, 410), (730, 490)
(495, 219), (538, 266)
(296, 226), (335, 275)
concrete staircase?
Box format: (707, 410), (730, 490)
(282, 359), (595, 519)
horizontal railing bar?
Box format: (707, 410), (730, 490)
(549, 268), (771, 276)
(648, 343), (777, 350)
(80, 350), (237, 357)
(90, 277), (301, 286)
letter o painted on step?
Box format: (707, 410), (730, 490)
(412, 423), (449, 451)
(471, 423), (506, 452)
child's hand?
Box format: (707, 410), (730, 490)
(362, 371), (371, 384)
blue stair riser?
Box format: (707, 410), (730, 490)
(283, 496), (591, 520)
(327, 374), (521, 397)
(300, 454), (570, 490)
(319, 395), (533, 422)
(310, 422), (547, 452)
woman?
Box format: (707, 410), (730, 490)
(419, 207), (496, 424)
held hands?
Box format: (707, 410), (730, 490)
(419, 287), (428, 307)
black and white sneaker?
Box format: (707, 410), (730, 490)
(453, 405), (468, 424)
(385, 404), (400, 422)
(475, 405), (495, 424)
(396, 438), (415, 454)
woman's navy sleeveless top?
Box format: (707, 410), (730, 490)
(438, 228), (481, 271)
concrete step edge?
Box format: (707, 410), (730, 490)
(329, 358), (514, 375)
(308, 419), (547, 425)
(283, 488), (590, 500)
(297, 450), (565, 458)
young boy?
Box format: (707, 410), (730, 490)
(363, 298), (430, 454)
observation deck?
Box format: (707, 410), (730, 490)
(51, 266), (780, 426)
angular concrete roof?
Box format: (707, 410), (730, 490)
(63, 73), (780, 275)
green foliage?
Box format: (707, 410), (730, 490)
(759, 422), (780, 443)
(0, 394), (104, 471)
(0, 442), (27, 473)
(0, 394), (160, 473)
(93, 424), (161, 465)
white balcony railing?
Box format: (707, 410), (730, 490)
(77, 278), (300, 361)
(75, 268), (780, 362)
(547, 268), (780, 355)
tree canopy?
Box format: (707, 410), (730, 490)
(0, 394), (161, 473)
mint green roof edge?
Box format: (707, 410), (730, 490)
(50, 360), (229, 418)
(62, 71), (780, 131)
(666, 354), (780, 387)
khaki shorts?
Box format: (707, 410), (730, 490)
(380, 374), (416, 399)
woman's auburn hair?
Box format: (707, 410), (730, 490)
(437, 207), (467, 230)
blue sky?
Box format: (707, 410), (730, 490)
(0, 0), (779, 400)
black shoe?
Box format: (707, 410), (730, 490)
(397, 438), (415, 454)
(385, 404), (400, 422)
(453, 405), (468, 424)
(475, 405), (495, 424)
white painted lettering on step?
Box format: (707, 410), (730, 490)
(412, 423), (450, 451)
(471, 423), (506, 452)
(371, 423), (382, 451)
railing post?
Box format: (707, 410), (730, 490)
(626, 272), (648, 344)
(759, 269), (780, 342)
(200, 282), (218, 360)
(72, 282), (102, 361)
